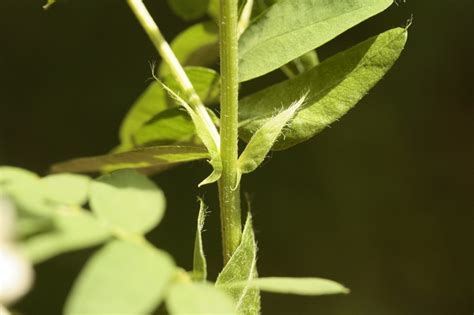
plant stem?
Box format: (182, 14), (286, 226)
(126, 0), (220, 149)
(218, 0), (242, 264)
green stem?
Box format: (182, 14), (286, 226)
(126, 0), (220, 149)
(219, 0), (242, 264)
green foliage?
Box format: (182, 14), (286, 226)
(216, 214), (261, 315)
(192, 199), (208, 282)
(244, 277), (349, 296)
(239, 0), (393, 81)
(159, 22), (219, 78)
(51, 146), (209, 174)
(167, 0), (210, 21)
(64, 240), (176, 315)
(89, 170), (165, 234)
(3, 1), (409, 314)
(238, 94), (306, 176)
(166, 282), (237, 314)
(239, 28), (408, 150)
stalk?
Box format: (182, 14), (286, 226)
(218, 0), (242, 263)
(126, 0), (220, 149)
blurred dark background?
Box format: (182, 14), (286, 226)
(1, 0), (473, 314)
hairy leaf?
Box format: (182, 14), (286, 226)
(192, 199), (208, 281)
(64, 240), (175, 315)
(51, 146), (209, 174)
(216, 214), (261, 315)
(238, 95), (306, 175)
(159, 22), (219, 78)
(167, 0), (210, 21)
(239, 0), (393, 81)
(89, 170), (165, 234)
(20, 208), (110, 264)
(239, 28), (408, 150)
(245, 277), (349, 296)
(166, 283), (236, 315)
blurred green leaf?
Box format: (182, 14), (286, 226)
(65, 240), (175, 315)
(20, 208), (110, 264)
(167, 0), (210, 21)
(89, 170), (165, 234)
(238, 0), (393, 81)
(243, 277), (350, 296)
(159, 22), (219, 77)
(216, 214), (261, 315)
(0, 167), (38, 186)
(238, 95), (306, 176)
(51, 145), (209, 174)
(4, 180), (52, 216)
(192, 198), (208, 281)
(43, 0), (55, 9)
(166, 282), (236, 315)
(239, 28), (408, 150)
(41, 174), (91, 206)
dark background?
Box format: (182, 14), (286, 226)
(1, 1), (473, 314)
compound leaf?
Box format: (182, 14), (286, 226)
(239, 0), (393, 81)
(64, 240), (175, 315)
(89, 170), (165, 235)
(239, 28), (408, 150)
(166, 282), (236, 315)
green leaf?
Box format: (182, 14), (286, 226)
(0, 167), (38, 186)
(238, 0), (393, 81)
(119, 82), (169, 152)
(43, 0), (55, 9)
(165, 67), (220, 106)
(41, 174), (91, 206)
(89, 170), (165, 234)
(159, 22), (219, 78)
(239, 28), (408, 150)
(133, 108), (198, 147)
(238, 95), (306, 176)
(4, 179), (52, 216)
(166, 282), (237, 315)
(192, 199), (208, 281)
(244, 277), (349, 296)
(167, 0), (210, 21)
(216, 214), (261, 315)
(64, 240), (175, 315)
(51, 145), (209, 174)
(20, 208), (110, 264)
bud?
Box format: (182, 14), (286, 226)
(0, 245), (34, 305)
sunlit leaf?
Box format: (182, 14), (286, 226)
(239, 0), (393, 81)
(239, 277), (350, 296)
(89, 170), (165, 234)
(216, 214), (261, 315)
(239, 28), (408, 150)
(20, 208), (110, 264)
(166, 282), (236, 315)
(159, 22), (219, 78)
(192, 198), (208, 281)
(64, 240), (175, 315)
(238, 95), (306, 176)
(51, 145), (209, 174)
(167, 0), (210, 21)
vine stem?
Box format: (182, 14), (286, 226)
(126, 0), (220, 149)
(219, 0), (242, 263)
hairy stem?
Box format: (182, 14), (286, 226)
(126, 0), (220, 149)
(219, 0), (242, 264)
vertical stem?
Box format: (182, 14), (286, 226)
(219, 0), (242, 263)
(126, 0), (220, 149)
